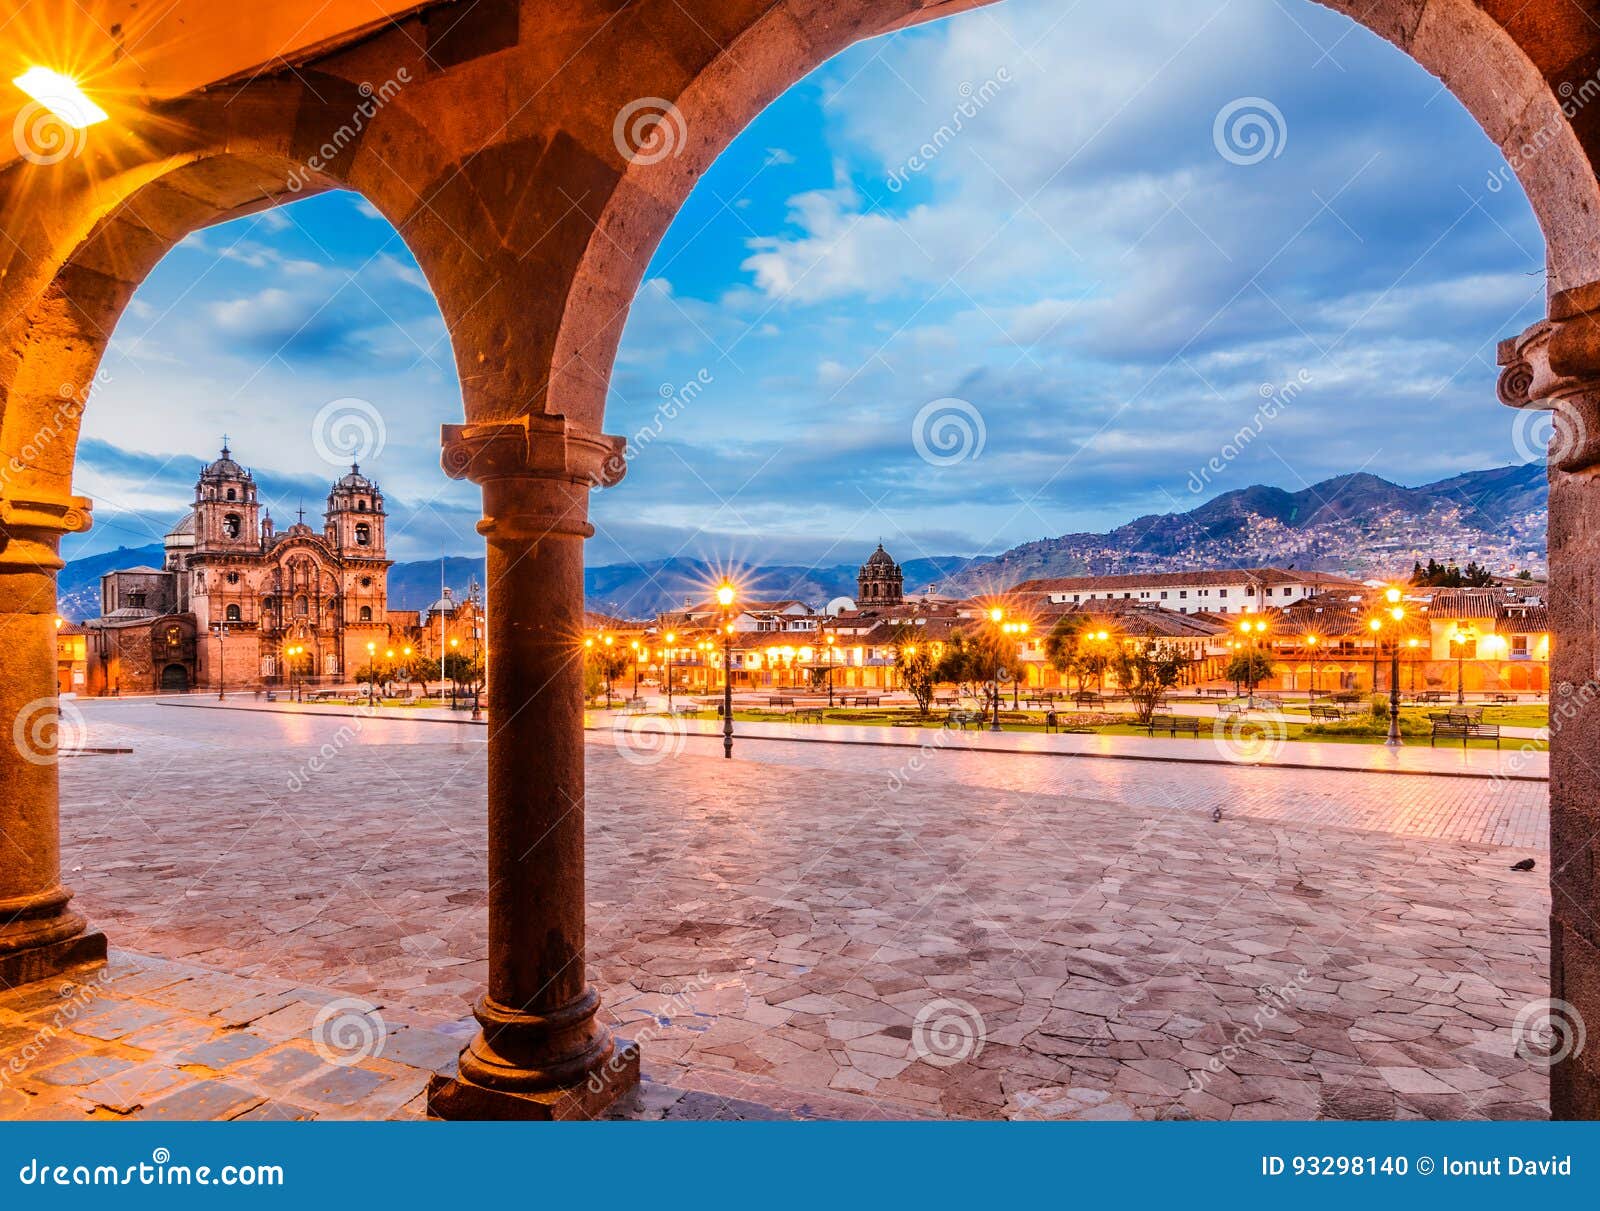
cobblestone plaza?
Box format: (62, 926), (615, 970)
(0, 700), (1551, 1120)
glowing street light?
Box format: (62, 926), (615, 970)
(13, 67), (107, 128)
(716, 582), (737, 757)
(664, 631), (678, 710)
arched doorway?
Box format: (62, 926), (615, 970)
(159, 664), (189, 692)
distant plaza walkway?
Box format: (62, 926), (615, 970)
(0, 699), (1550, 1120)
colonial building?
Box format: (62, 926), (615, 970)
(84, 445), (393, 693)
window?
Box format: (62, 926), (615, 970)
(226, 488), (236, 501)
(1219, 589), (1228, 598)
(358, 500), (368, 512)
(1179, 591), (1187, 599)
(1160, 591), (1168, 600)
(295, 595), (309, 617)
(361, 576), (372, 587)
(225, 604), (242, 622)
(355, 523), (371, 546)
(128, 591), (146, 609)
(359, 606), (372, 622)
(227, 572), (239, 584)
(165, 627), (180, 646)
(224, 513), (242, 538)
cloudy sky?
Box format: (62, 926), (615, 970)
(66, 0), (1546, 569)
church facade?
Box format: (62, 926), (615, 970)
(85, 446), (392, 694)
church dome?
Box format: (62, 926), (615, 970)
(333, 462), (374, 491)
(862, 543), (898, 571)
(200, 443), (251, 481)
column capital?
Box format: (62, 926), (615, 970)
(441, 414), (626, 542)
(1499, 310), (1600, 472)
(0, 490), (93, 572)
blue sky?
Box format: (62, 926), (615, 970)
(67, 0), (1546, 569)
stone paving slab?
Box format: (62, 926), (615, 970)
(23, 700), (1557, 1119)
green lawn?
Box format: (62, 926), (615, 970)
(634, 707), (1542, 750)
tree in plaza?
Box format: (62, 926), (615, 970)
(934, 627), (1011, 707)
(1223, 648), (1276, 689)
(585, 641), (630, 707)
(1043, 614), (1113, 694)
(892, 630), (939, 714)
(1112, 641), (1191, 726)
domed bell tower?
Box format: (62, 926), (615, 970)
(325, 463), (386, 557)
(193, 442), (260, 552)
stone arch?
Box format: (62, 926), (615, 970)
(0, 71), (476, 512)
(549, 0), (1600, 433)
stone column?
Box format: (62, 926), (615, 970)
(1500, 298), (1600, 1118)
(0, 491), (106, 988)
(427, 414), (637, 1120)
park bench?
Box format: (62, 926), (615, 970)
(1431, 720), (1501, 749)
(1072, 692), (1103, 707)
(943, 708), (984, 730)
(842, 695), (881, 707)
(1219, 701), (1248, 715)
(1491, 693), (1520, 703)
(767, 695), (796, 707)
(1144, 714), (1200, 737)
(1024, 696), (1056, 710)
(1308, 703), (1346, 719)
(1417, 690), (1446, 704)
(793, 707), (824, 723)
(1197, 687), (1228, 697)
(1257, 695), (1283, 709)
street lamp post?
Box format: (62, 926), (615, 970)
(1305, 634), (1318, 702)
(1238, 618), (1268, 708)
(825, 634), (836, 708)
(212, 622), (229, 700)
(1383, 588), (1404, 748)
(1451, 627), (1471, 705)
(602, 634), (615, 709)
(717, 583), (736, 758)
(665, 631), (677, 711)
(449, 636), (460, 709)
(988, 607), (1006, 732)
(630, 639), (642, 701)
(365, 640), (376, 708)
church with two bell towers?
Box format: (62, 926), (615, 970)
(88, 443), (393, 693)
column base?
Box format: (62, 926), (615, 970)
(0, 930), (107, 991)
(426, 1039), (640, 1120)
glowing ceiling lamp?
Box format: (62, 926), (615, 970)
(12, 67), (107, 128)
